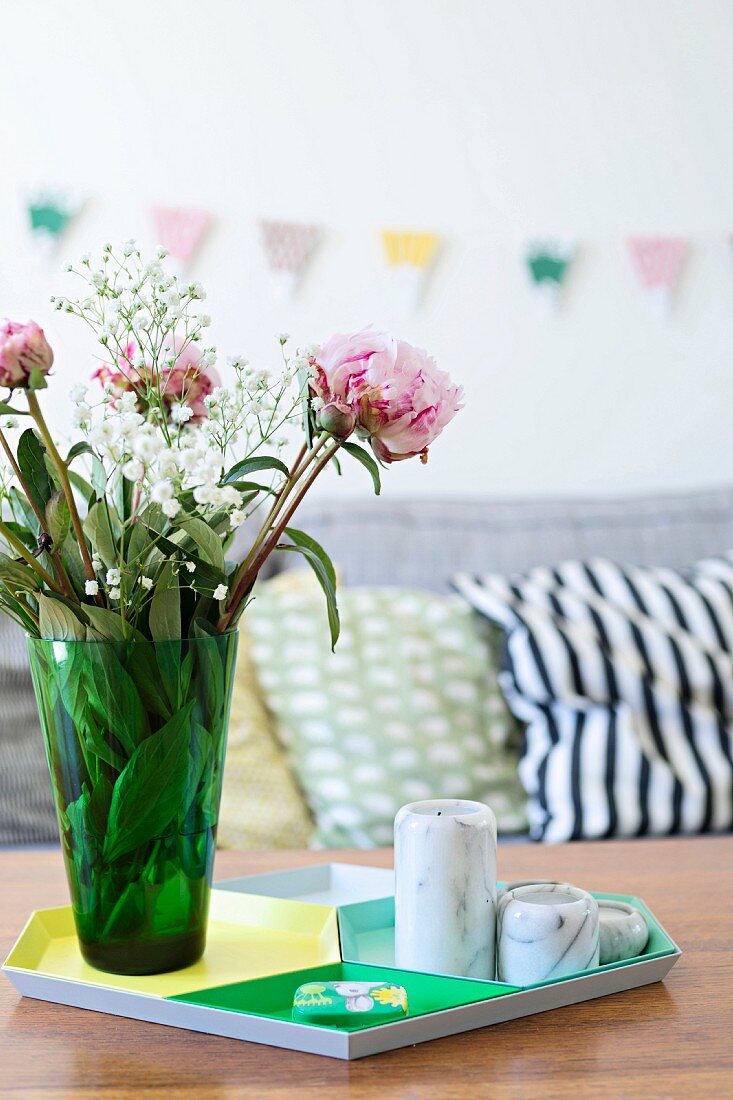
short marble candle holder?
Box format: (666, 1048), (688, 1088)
(394, 799), (497, 980)
(598, 900), (649, 964)
(497, 883), (600, 986)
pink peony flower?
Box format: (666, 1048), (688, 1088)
(0, 320), (54, 389)
(160, 339), (221, 421)
(311, 327), (462, 462)
(93, 339), (220, 423)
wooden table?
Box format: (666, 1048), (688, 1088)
(1, 838), (731, 1099)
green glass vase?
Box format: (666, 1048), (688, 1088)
(26, 630), (238, 976)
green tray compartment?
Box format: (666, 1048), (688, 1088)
(337, 888), (679, 989)
(169, 961), (520, 1032)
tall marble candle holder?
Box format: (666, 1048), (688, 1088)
(394, 799), (497, 980)
(497, 883), (600, 986)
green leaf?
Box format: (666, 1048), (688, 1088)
(9, 488), (40, 534)
(17, 429), (56, 514)
(83, 501), (120, 568)
(60, 536), (88, 598)
(143, 527), (226, 596)
(66, 441), (94, 464)
(85, 605), (140, 641)
(37, 592), (87, 640)
(83, 646), (148, 756)
(279, 526), (340, 648)
(67, 470), (96, 509)
(0, 552), (40, 592)
(221, 455), (289, 485)
(180, 721), (213, 832)
(0, 401), (29, 416)
(91, 455), (107, 500)
(339, 440), (381, 495)
(148, 564), (181, 641)
(173, 517), (225, 573)
(104, 701), (195, 861)
(45, 491), (71, 549)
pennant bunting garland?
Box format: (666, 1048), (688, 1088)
(524, 239), (575, 313)
(626, 236), (688, 315)
(259, 220), (320, 299)
(26, 189), (82, 256)
(380, 230), (440, 311)
(150, 206), (211, 271)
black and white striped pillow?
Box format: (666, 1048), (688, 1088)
(454, 556), (733, 842)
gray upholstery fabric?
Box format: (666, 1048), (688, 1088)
(286, 487), (733, 591)
(0, 617), (56, 844)
(2, 485), (732, 845)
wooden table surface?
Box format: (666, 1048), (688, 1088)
(1, 838), (731, 1099)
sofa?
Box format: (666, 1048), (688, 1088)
(2, 485), (732, 846)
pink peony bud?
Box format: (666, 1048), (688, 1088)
(0, 320), (54, 390)
(310, 327), (462, 463)
(317, 400), (357, 440)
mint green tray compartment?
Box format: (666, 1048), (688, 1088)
(338, 889), (679, 988)
(169, 961), (520, 1032)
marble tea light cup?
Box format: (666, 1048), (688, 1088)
(497, 883), (600, 986)
(598, 899), (649, 964)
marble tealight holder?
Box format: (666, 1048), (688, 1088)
(497, 883), (600, 986)
(394, 799), (497, 980)
(598, 900), (649, 964)
(498, 879), (567, 898)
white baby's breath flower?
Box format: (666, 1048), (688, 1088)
(151, 480), (174, 503)
(278, 333), (290, 344)
(91, 271), (107, 289)
(140, 576), (153, 590)
(156, 245), (169, 259)
(122, 458), (144, 481)
(156, 449), (180, 478)
(106, 568), (121, 586)
(2, 416), (18, 430)
(69, 384), (87, 403)
(63, 261), (73, 273)
(185, 561), (196, 573)
(85, 580), (99, 596)
(161, 498), (181, 518)
(170, 403), (194, 425)
(122, 239), (137, 257)
(229, 508), (247, 529)
(132, 432), (163, 463)
(213, 584), (228, 601)
(108, 587), (121, 600)
(91, 553), (103, 572)
(197, 314), (212, 328)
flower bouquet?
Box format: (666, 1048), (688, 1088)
(0, 241), (461, 974)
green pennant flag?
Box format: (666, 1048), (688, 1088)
(25, 190), (82, 253)
(524, 240), (576, 312)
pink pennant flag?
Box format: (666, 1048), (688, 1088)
(150, 206), (211, 270)
(626, 236), (688, 314)
(259, 220), (320, 298)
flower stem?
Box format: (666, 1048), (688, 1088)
(224, 434), (329, 608)
(26, 393), (98, 587)
(0, 519), (58, 590)
(218, 440), (339, 631)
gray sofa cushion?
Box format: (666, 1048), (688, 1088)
(0, 618), (57, 844)
(287, 488), (733, 591)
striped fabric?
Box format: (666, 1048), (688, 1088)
(454, 556), (733, 842)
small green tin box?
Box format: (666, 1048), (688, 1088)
(292, 980), (408, 1025)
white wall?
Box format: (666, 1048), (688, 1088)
(1, 0), (732, 499)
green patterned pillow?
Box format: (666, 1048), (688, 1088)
(246, 580), (527, 847)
